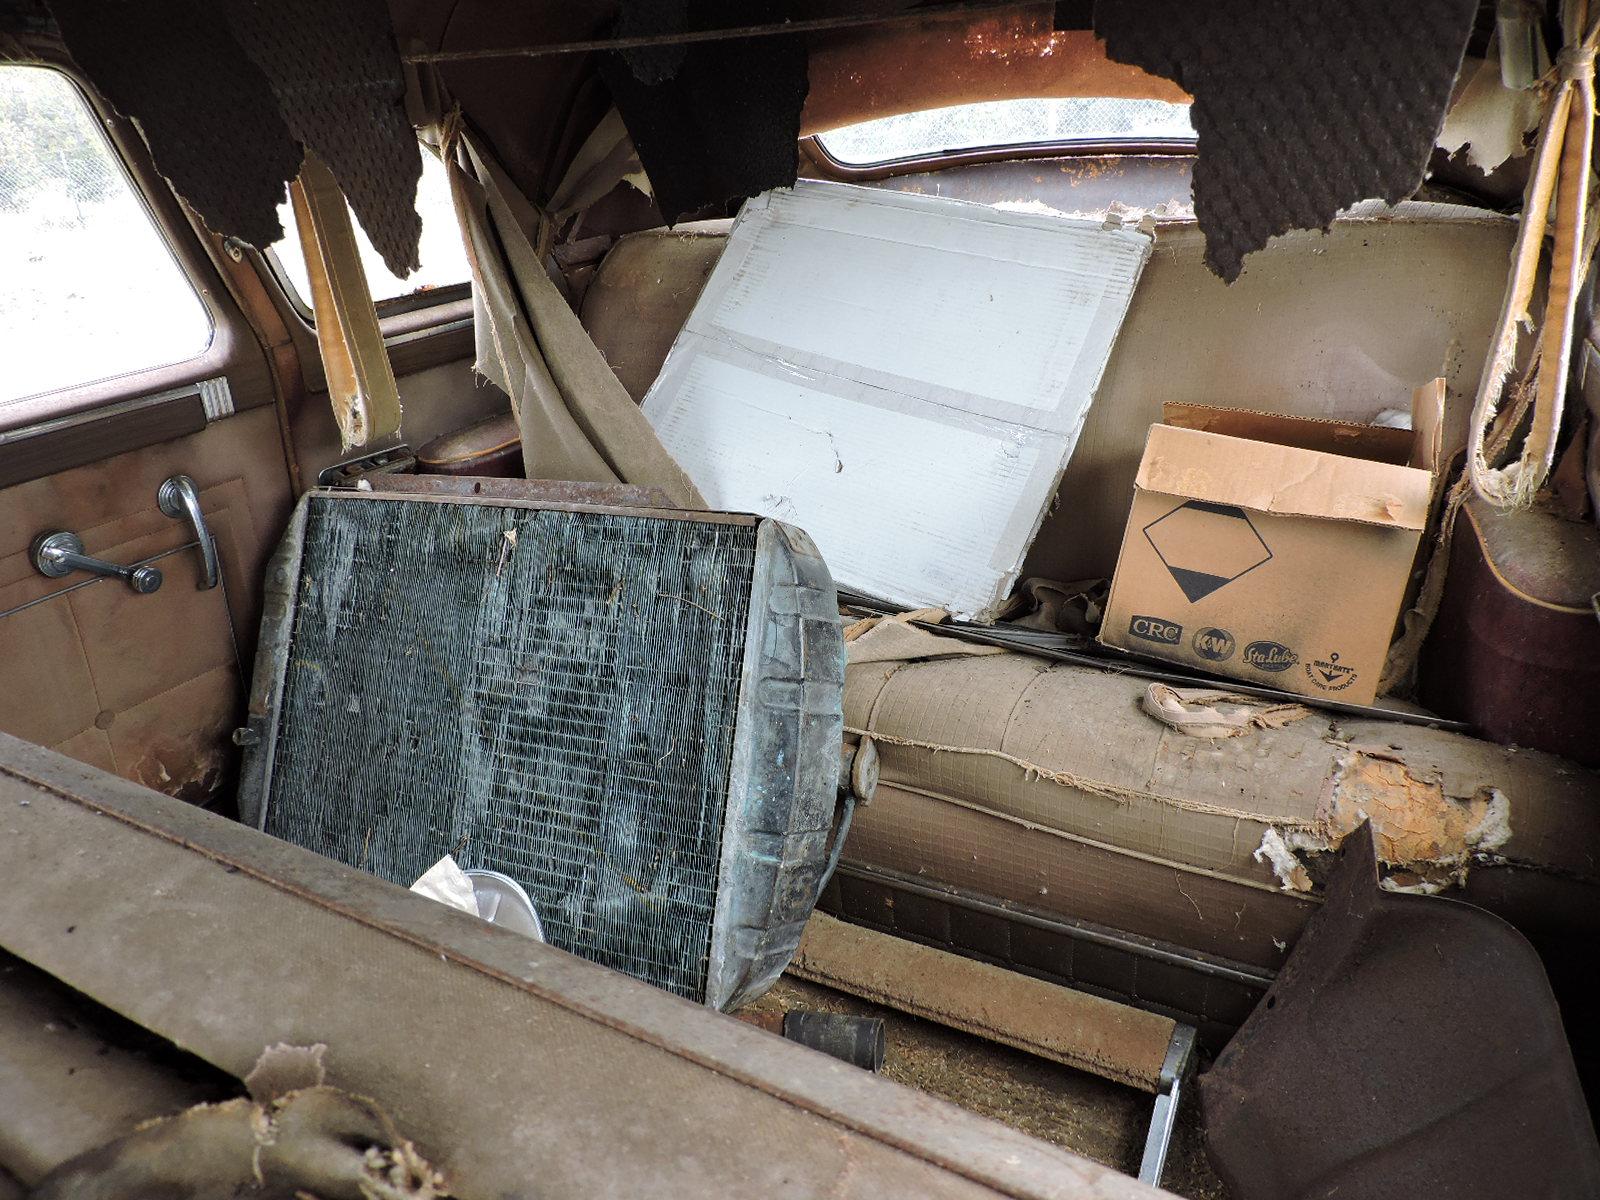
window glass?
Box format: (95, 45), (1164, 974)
(0, 66), (213, 411)
(270, 150), (470, 309)
(818, 97), (1196, 166)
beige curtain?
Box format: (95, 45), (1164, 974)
(435, 112), (704, 508)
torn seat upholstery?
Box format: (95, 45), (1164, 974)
(829, 635), (1600, 1040)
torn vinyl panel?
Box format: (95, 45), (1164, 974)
(239, 491), (845, 1011)
(1202, 822), (1600, 1200)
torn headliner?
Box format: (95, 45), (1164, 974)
(388, 1), (1186, 209)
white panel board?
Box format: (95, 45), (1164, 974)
(642, 180), (1151, 620)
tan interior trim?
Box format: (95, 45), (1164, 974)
(289, 154), (404, 450)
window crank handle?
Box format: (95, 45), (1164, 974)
(32, 532), (162, 594)
(158, 475), (220, 590)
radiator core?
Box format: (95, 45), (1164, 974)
(240, 491), (843, 1008)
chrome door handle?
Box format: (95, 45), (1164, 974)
(32, 532), (162, 593)
(158, 475), (219, 589)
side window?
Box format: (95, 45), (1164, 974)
(268, 150), (471, 313)
(0, 65), (213, 414)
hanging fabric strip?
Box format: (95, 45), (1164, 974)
(289, 151), (403, 451)
(437, 112), (704, 507)
(1467, 5), (1600, 508)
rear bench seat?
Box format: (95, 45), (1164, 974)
(577, 204), (1600, 1041)
(580, 203), (1516, 584)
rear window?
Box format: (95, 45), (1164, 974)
(817, 97), (1195, 167)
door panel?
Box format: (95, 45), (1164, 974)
(0, 50), (502, 811)
(0, 51), (296, 807)
(0, 403), (292, 809)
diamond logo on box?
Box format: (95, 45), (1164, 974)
(1142, 501), (1272, 603)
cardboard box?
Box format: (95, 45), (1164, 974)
(1099, 384), (1443, 705)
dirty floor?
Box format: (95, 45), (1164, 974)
(746, 976), (1228, 1200)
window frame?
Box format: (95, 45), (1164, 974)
(803, 121), (1198, 184)
(0, 62), (229, 433)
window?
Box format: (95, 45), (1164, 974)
(269, 149), (471, 312)
(817, 97), (1196, 167)
(0, 66), (213, 411)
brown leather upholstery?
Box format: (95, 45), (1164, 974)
(0, 408), (293, 807)
(1421, 498), (1600, 766)
(415, 409), (523, 476)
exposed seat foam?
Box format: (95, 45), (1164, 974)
(838, 647), (1600, 971)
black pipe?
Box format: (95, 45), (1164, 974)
(781, 1011), (886, 1072)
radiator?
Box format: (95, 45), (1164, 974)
(239, 490), (844, 1009)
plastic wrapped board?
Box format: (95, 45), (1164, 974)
(642, 180), (1152, 620)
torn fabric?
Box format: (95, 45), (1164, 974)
(46, 0), (421, 269)
(215, 0), (422, 277)
(1096, 0), (1479, 281)
(244, 1043), (328, 1103)
(844, 615), (1004, 666)
(1252, 748), (1514, 894)
(545, 108), (651, 231)
(1140, 684), (1312, 739)
(45, 0), (302, 250)
(599, 0), (809, 224)
(27, 1086), (448, 1200)
(1467, 10), (1600, 509)
(438, 119), (703, 507)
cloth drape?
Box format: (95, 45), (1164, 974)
(434, 111), (704, 507)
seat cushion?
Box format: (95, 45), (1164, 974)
(842, 643), (1600, 969)
(579, 228), (729, 403)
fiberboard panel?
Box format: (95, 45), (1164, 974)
(642, 180), (1152, 620)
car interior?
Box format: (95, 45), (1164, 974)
(2, 2), (1599, 1198)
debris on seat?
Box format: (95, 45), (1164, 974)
(1139, 683), (1312, 739)
(840, 650), (1600, 968)
(1202, 822), (1600, 1200)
